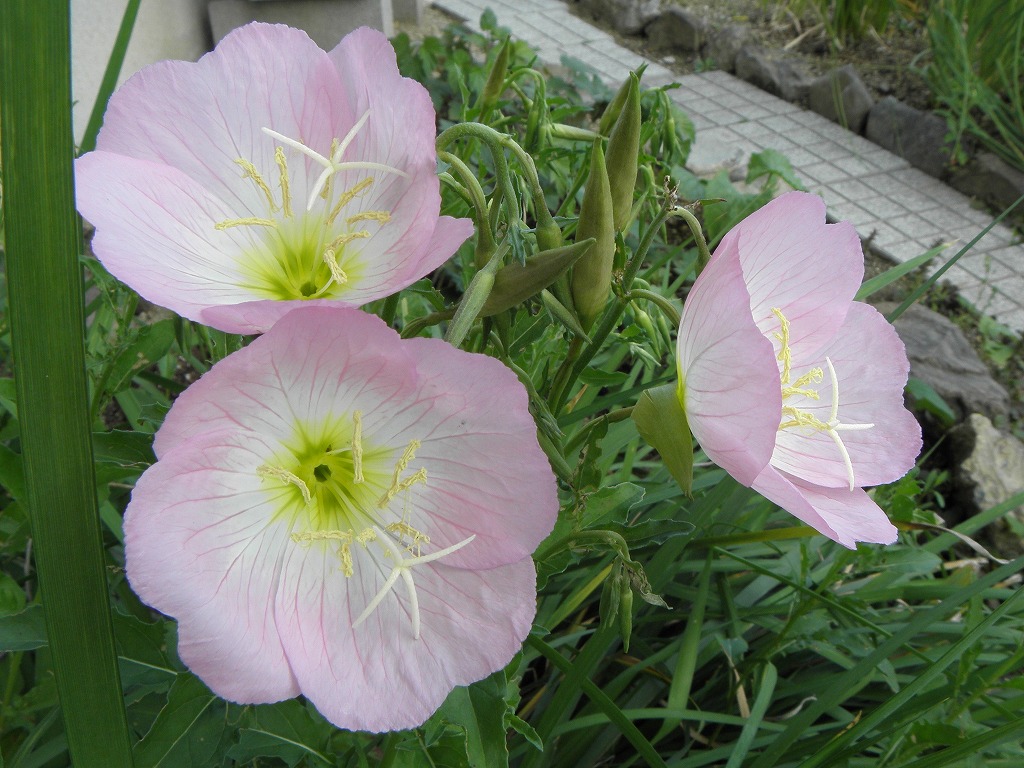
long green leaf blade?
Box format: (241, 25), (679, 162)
(0, 4), (134, 765)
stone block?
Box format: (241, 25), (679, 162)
(576, 0), (659, 36)
(703, 24), (750, 72)
(735, 44), (810, 103)
(949, 152), (1024, 226)
(209, 0), (394, 49)
(866, 97), (950, 178)
(808, 64), (874, 134)
(644, 8), (705, 53)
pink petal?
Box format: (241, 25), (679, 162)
(76, 152), (270, 321)
(677, 244), (780, 486)
(373, 336), (559, 569)
(752, 464), (898, 548)
(96, 23), (350, 213)
(771, 303), (921, 488)
(124, 429), (300, 703)
(275, 544), (537, 732)
(154, 307), (417, 457)
(718, 192), (864, 360)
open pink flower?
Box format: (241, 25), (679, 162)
(677, 192), (921, 548)
(124, 307), (557, 731)
(76, 24), (472, 334)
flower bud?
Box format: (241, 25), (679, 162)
(479, 239), (593, 317)
(605, 73), (641, 232)
(477, 38), (510, 119)
(571, 141), (615, 330)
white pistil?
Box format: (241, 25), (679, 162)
(261, 117), (409, 213)
(352, 528), (476, 640)
(823, 357), (874, 492)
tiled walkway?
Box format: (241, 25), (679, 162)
(433, 0), (1024, 333)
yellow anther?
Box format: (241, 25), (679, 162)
(258, 464), (312, 504)
(355, 527), (378, 547)
(290, 530), (356, 576)
(386, 521), (430, 555)
(290, 529), (352, 544)
(274, 146), (293, 218)
(215, 217), (277, 230)
(234, 158), (277, 212)
(321, 138), (341, 200)
(771, 307), (792, 385)
(378, 467), (427, 508)
(327, 177), (374, 225)
(323, 249), (349, 286)
(351, 411), (364, 483)
(346, 210), (391, 225)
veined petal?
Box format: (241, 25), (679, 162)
(155, 307), (417, 457)
(371, 336), (559, 569)
(275, 549), (536, 733)
(752, 464), (899, 548)
(76, 152), (272, 321)
(95, 23), (349, 213)
(720, 192), (864, 360)
(124, 429), (300, 702)
(677, 244), (780, 486)
(771, 303), (921, 488)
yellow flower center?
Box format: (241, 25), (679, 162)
(257, 411), (473, 640)
(214, 110), (407, 302)
(771, 308), (874, 491)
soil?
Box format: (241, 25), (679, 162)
(584, 0), (934, 110)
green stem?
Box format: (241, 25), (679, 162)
(627, 288), (680, 327)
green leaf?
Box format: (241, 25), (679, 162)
(133, 673), (225, 768)
(746, 148), (806, 190)
(102, 318), (177, 398)
(226, 701), (332, 767)
(0, 573), (27, 617)
(905, 378), (957, 427)
(632, 382), (693, 494)
(855, 244), (946, 300)
(435, 670), (512, 768)
(0, 443), (26, 502)
(0, 604), (47, 651)
(0, 377), (18, 419)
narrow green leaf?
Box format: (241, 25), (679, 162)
(854, 244), (946, 301)
(725, 663), (777, 768)
(0, 5), (134, 765)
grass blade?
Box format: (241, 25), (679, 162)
(0, 4), (134, 765)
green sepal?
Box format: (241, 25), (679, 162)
(480, 239), (593, 317)
(476, 37), (511, 118)
(632, 381), (694, 495)
(605, 72), (641, 232)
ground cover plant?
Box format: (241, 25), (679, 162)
(1, 6), (1024, 768)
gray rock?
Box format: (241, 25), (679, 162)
(866, 97), (951, 178)
(877, 302), (1010, 420)
(704, 24), (751, 72)
(808, 64), (874, 134)
(577, 0), (659, 35)
(735, 44), (810, 102)
(645, 8), (705, 53)
(950, 414), (1024, 554)
(949, 152), (1024, 226)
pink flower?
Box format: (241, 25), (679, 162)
(75, 24), (472, 335)
(677, 192), (921, 548)
(124, 307), (557, 731)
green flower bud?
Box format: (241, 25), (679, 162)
(619, 578), (634, 653)
(476, 38), (510, 119)
(479, 239), (593, 317)
(598, 73), (632, 137)
(571, 141), (615, 330)
(605, 73), (641, 232)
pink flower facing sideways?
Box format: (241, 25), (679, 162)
(677, 192), (921, 548)
(124, 307), (558, 731)
(76, 23), (472, 334)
